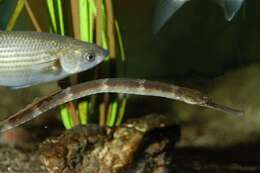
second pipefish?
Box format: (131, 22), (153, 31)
(0, 78), (243, 132)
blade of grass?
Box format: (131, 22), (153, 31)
(104, 0), (119, 125)
(66, 102), (80, 126)
(115, 20), (125, 61)
(105, 0), (116, 58)
(101, 31), (108, 49)
(25, 0), (42, 32)
(115, 20), (127, 126)
(88, 0), (96, 42)
(78, 0), (94, 125)
(46, 0), (57, 33)
(87, 0), (98, 119)
(6, 0), (25, 31)
(116, 97), (127, 126)
(96, 0), (108, 126)
(106, 101), (118, 127)
(56, 0), (65, 35)
(78, 102), (88, 124)
(70, 0), (80, 39)
(47, 0), (77, 127)
(99, 103), (106, 126)
(71, 0), (90, 126)
(60, 105), (73, 129)
(96, 0), (102, 45)
(79, 0), (89, 41)
(70, 0), (81, 85)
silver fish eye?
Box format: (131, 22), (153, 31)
(84, 53), (95, 62)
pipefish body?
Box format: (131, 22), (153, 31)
(0, 31), (108, 89)
(0, 78), (243, 132)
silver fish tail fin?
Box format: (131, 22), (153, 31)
(153, 0), (244, 33)
(215, 0), (244, 21)
(153, 0), (190, 33)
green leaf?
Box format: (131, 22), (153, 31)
(60, 105), (73, 129)
(46, 0), (57, 33)
(6, 0), (25, 31)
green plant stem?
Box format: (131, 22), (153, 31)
(56, 0), (65, 35)
(46, 0), (57, 33)
(115, 20), (125, 61)
(6, 0), (25, 31)
(106, 101), (118, 127)
(60, 105), (73, 129)
(96, 0), (102, 45)
(116, 97), (127, 126)
(88, 0), (95, 42)
(78, 102), (88, 124)
(25, 0), (42, 32)
(70, 0), (80, 39)
(79, 0), (89, 41)
(105, 0), (116, 58)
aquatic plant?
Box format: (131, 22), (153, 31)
(4, 0), (127, 129)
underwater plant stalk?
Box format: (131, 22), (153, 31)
(24, 0), (42, 32)
(6, 0), (25, 31)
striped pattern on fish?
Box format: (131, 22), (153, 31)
(0, 31), (108, 89)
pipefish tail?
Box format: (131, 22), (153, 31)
(0, 31), (108, 89)
(0, 78), (243, 132)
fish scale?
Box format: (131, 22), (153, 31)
(0, 31), (108, 89)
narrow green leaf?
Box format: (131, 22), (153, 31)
(89, 0), (97, 14)
(116, 97), (127, 126)
(101, 30), (108, 49)
(46, 0), (57, 33)
(57, 0), (65, 35)
(115, 20), (126, 61)
(78, 102), (88, 124)
(6, 0), (25, 31)
(79, 0), (89, 41)
(88, 0), (96, 42)
(107, 101), (118, 127)
(60, 105), (73, 129)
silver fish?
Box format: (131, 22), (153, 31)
(153, 0), (244, 33)
(0, 31), (108, 89)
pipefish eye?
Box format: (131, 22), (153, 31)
(84, 52), (96, 62)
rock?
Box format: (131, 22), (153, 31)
(39, 114), (180, 173)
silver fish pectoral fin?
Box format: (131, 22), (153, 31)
(12, 62), (62, 89)
(9, 84), (34, 90)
